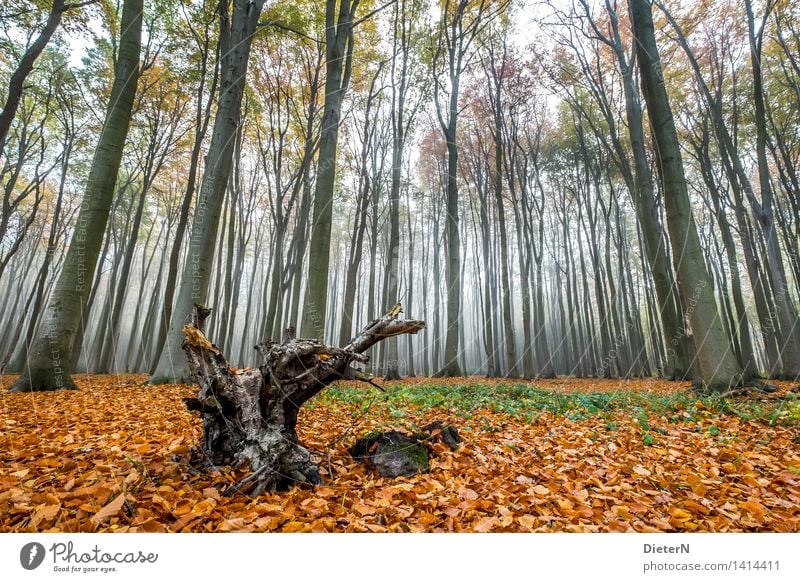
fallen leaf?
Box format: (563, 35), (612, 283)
(91, 495), (125, 527)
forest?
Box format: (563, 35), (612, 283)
(0, 0), (799, 533)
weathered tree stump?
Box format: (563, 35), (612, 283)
(181, 303), (424, 495)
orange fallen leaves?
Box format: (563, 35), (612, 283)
(92, 494), (126, 526)
(0, 374), (798, 533)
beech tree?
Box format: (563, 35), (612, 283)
(300, 0), (361, 339)
(628, 0), (744, 390)
(431, 0), (510, 377)
(151, 0), (265, 384)
(9, 0), (143, 392)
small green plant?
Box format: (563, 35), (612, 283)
(782, 401), (800, 423)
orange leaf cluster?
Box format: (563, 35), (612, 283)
(1, 374), (798, 532)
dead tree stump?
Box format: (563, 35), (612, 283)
(181, 303), (425, 495)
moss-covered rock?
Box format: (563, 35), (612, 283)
(350, 430), (429, 477)
(350, 421), (460, 478)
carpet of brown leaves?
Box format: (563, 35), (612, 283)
(1, 374), (798, 532)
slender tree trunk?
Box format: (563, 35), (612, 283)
(617, 47), (690, 380)
(476, 172), (497, 377)
(384, 109), (403, 380)
(340, 67), (382, 347)
(745, 0), (800, 378)
(9, 0), (142, 392)
(691, 132), (759, 377)
(151, 0), (265, 384)
(137, 233), (169, 371)
(629, 0), (744, 390)
(432, 202), (442, 372)
(8, 132), (72, 371)
(151, 22), (218, 373)
(300, 0), (359, 340)
(288, 176), (312, 329)
(405, 185), (417, 377)
(658, 0), (781, 377)
(438, 124), (463, 376)
(99, 185), (147, 372)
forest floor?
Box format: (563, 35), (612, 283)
(1, 373), (799, 532)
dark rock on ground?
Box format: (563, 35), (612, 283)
(350, 430), (429, 477)
(350, 422), (461, 478)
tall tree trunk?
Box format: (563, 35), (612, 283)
(616, 45), (689, 380)
(405, 185), (417, 377)
(384, 104), (403, 380)
(432, 201), (442, 373)
(9, 0), (143, 392)
(70, 195), (118, 371)
(690, 127), (759, 377)
(137, 233), (169, 371)
(8, 129), (72, 371)
(486, 40), (518, 378)
(629, 0), (744, 391)
(151, 18), (218, 373)
(98, 185), (148, 372)
(340, 65), (383, 347)
(438, 124), (463, 377)
(151, 0), (264, 384)
(658, 0), (781, 377)
(300, 0), (359, 340)
(217, 150), (240, 351)
(288, 175), (312, 330)
(745, 0), (800, 378)
(475, 168), (497, 377)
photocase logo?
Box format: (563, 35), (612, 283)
(20, 542), (46, 570)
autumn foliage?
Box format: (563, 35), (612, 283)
(1, 375), (799, 532)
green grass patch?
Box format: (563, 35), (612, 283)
(316, 381), (798, 426)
